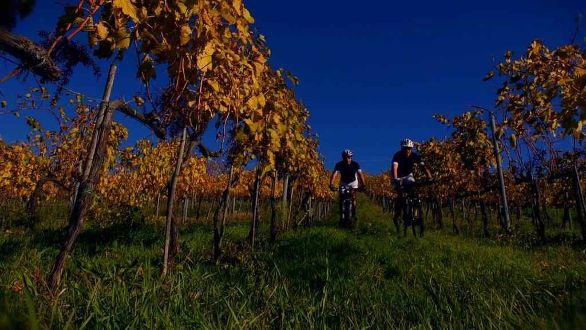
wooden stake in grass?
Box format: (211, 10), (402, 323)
(270, 171), (279, 242)
(212, 165), (234, 261)
(489, 112), (511, 234)
(162, 127), (187, 276)
(572, 165), (586, 240)
(48, 63), (117, 290)
(248, 166), (262, 250)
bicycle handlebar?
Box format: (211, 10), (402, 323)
(331, 185), (366, 192)
(414, 179), (435, 187)
(394, 178), (436, 190)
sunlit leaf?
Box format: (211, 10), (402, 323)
(197, 42), (215, 72)
(95, 22), (109, 39)
(113, 0), (139, 21)
(180, 25), (192, 46)
(206, 79), (220, 92)
(243, 8), (254, 24)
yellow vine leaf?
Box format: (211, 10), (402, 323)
(180, 25), (192, 46)
(247, 96), (258, 109)
(115, 28), (131, 49)
(95, 22), (109, 39)
(243, 8), (254, 24)
(206, 79), (220, 92)
(176, 2), (188, 15)
(244, 118), (259, 132)
(232, 0), (242, 14)
(269, 130), (280, 147)
(197, 42), (215, 72)
(112, 0), (139, 21)
(258, 94), (266, 107)
(221, 9), (236, 24)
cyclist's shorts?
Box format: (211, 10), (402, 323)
(398, 174), (416, 184)
(340, 180), (359, 189)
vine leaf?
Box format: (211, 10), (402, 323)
(113, 0), (139, 21)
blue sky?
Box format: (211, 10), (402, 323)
(1, 0), (585, 173)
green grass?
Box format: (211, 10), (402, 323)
(1, 196), (586, 329)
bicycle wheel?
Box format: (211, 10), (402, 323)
(410, 198), (424, 237)
(403, 200), (412, 236)
(412, 205), (421, 236)
(343, 200), (352, 228)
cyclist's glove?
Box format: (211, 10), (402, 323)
(329, 185), (337, 192)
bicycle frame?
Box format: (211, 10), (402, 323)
(339, 185), (356, 228)
(403, 192), (424, 237)
(396, 179), (432, 237)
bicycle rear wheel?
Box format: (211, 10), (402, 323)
(403, 202), (412, 236)
(414, 205), (424, 236)
(342, 200), (352, 228)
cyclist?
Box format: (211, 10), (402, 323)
(391, 139), (432, 232)
(329, 149), (367, 227)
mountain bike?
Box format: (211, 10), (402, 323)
(332, 185), (358, 229)
(396, 179), (433, 237)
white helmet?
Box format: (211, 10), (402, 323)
(342, 149), (353, 158)
(401, 138), (414, 148)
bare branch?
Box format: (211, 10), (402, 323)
(110, 100), (166, 139)
(196, 141), (223, 158)
(0, 28), (61, 81)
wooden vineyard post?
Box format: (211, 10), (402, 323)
(572, 165), (586, 240)
(48, 63), (117, 290)
(162, 127), (187, 276)
(489, 112), (511, 234)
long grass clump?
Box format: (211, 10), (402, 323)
(1, 196), (585, 328)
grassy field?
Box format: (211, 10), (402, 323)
(1, 196), (586, 329)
